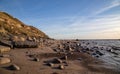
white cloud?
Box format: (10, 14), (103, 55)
(94, 0), (120, 15)
(48, 14), (120, 39)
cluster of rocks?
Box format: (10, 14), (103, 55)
(0, 36), (51, 48)
(52, 41), (106, 59)
(0, 45), (20, 71)
(45, 57), (68, 70)
(0, 55), (20, 71)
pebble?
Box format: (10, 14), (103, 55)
(33, 57), (40, 62)
(58, 65), (64, 70)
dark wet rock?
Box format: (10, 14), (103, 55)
(112, 46), (120, 50)
(0, 57), (11, 65)
(95, 55), (99, 58)
(96, 50), (104, 56)
(107, 49), (113, 52)
(92, 53), (97, 56)
(8, 64), (20, 70)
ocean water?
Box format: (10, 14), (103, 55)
(80, 39), (120, 71)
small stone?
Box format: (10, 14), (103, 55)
(33, 57), (39, 62)
(69, 47), (73, 51)
(0, 57), (11, 65)
(8, 64), (20, 70)
(47, 63), (54, 67)
(58, 65), (64, 70)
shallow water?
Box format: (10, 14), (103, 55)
(80, 39), (120, 71)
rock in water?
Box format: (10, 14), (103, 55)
(0, 57), (11, 65)
(8, 64), (20, 70)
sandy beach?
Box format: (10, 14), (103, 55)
(0, 39), (120, 74)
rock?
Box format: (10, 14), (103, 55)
(33, 57), (39, 62)
(0, 57), (11, 65)
(0, 46), (11, 53)
(60, 55), (67, 60)
(8, 64), (20, 70)
(47, 63), (54, 67)
(20, 37), (26, 42)
(13, 41), (38, 48)
(53, 58), (62, 64)
(27, 37), (33, 41)
(58, 65), (64, 70)
(96, 50), (104, 56)
(69, 47), (73, 51)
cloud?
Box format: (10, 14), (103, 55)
(94, 0), (120, 15)
(48, 14), (120, 39)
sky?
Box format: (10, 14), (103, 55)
(0, 0), (120, 39)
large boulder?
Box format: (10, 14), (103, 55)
(13, 41), (38, 48)
(0, 57), (11, 65)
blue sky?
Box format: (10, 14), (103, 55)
(0, 0), (120, 39)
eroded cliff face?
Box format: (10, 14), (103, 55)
(0, 12), (49, 41)
(0, 11), (49, 48)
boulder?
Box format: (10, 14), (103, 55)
(13, 41), (38, 48)
(0, 57), (11, 65)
